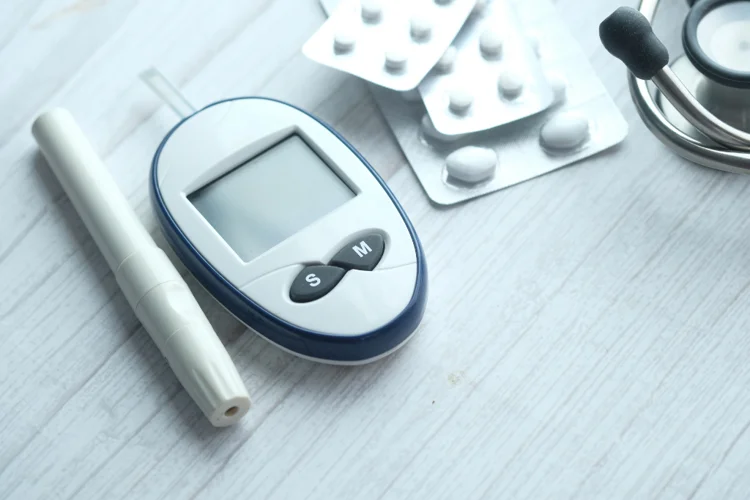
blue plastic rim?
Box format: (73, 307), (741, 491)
(150, 97), (428, 363)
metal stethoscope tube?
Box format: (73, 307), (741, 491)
(626, 0), (750, 173)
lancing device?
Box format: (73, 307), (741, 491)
(32, 108), (251, 427)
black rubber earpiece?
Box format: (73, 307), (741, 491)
(599, 6), (670, 80)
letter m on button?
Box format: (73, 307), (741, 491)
(330, 233), (384, 271)
(352, 241), (372, 258)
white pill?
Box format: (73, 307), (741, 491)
(434, 0), (454, 5)
(421, 115), (465, 142)
(472, 0), (489, 16)
(436, 46), (457, 73)
(497, 69), (524, 98)
(410, 15), (432, 42)
(385, 49), (408, 72)
(361, 0), (382, 22)
(401, 89), (421, 102)
(544, 71), (568, 104)
(446, 146), (498, 183)
(540, 112), (590, 151)
(479, 28), (503, 59)
(333, 27), (357, 53)
(449, 89), (473, 114)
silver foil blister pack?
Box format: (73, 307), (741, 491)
(370, 0), (628, 205)
(305, 0), (476, 91)
(417, 0), (554, 135)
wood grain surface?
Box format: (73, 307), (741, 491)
(3, 0), (750, 499)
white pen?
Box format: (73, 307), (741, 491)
(32, 108), (251, 427)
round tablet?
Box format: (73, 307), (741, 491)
(446, 146), (497, 183)
(421, 114), (465, 142)
(497, 69), (524, 98)
(544, 71), (568, 104)
(449, 89), (473, 114)
(479, 28), (503, 59)
(540, 112), (590, 151)
(410, 15), (433, 42)
(385, 49), (408, 72)
(333, 27), (357, 53)
(361, 0), (382, 23)
(435, 46), (457, 73)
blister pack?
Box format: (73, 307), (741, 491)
(417, 0), (554, 136)
(368, 0), (628, 205)
(304, 0), (476, 91)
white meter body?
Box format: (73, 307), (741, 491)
(151, 98), (427, 364)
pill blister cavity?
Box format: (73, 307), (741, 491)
(446, 146), (497, 183)
(449, 89), (474, 114)
(544, 71), (567, 104)
(540, 112), (590, 151)
(361, 0), (383, 23)
(497, 69), (524, 99)
(385, 49), (408, 72)
(421, 114), (465, 142)
(410, 15), (433, 42)
(436, 46), (457, 73)
(333, 27), (357, 53)
(479, 28), (503, 59)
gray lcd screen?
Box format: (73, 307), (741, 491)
(189, 135), (355, 262)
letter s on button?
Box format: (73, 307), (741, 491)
(306, 273), (321, 287)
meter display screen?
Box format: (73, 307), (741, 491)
(189, 134), (355, 262)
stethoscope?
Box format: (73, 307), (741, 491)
(599, 0), (750, 174)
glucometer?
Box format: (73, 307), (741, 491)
(151, 95), (427, 364)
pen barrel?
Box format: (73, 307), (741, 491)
(32, 108), (153, 271)
(32, 108), (250, 426)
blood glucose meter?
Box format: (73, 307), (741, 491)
(151, 97), (427, 364)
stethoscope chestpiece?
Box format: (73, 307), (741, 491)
(683, 0), (750, 88)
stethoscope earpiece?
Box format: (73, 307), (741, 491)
(599, 7), (669, 80)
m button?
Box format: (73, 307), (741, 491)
(330, 233), (385, 271)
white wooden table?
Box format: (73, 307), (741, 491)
(3, 1), (750, 498)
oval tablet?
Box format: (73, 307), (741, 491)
(385, 49), (408, 72)
(544, 71), (567, 104)
(410, 15), (433, 42)
(436, 46), (457, 73)
(449, 89), (473, 114)
(540, 112), (590, 151)
(333, 27), (357, 53)
(497, 69), (524, 98)
(361, 0), (382, 23)
(479, 28), (503, 59)
(446, 146), (497, 183)
(421, 115), (465, 142)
